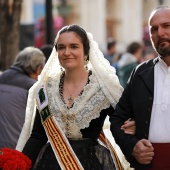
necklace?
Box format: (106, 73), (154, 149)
(65, 73), (87, 105)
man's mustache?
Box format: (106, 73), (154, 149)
(157, 38), (170, 45)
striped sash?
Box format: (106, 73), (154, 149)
(42, 113), (84, 170)
(37, 85), (84, 170)
(37, 85), (123, 170)
(99, 132), (124, 170)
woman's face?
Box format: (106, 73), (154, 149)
(56, 31), (85, 71)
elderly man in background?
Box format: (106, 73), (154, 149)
(0, 47), (46, 149)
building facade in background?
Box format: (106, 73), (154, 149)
(20, 0), (169, 52)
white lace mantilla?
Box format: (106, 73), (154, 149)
(44, 72), (110, 138)
(16, 32), (123, 152)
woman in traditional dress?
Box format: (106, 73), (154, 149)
(16, 25), (134, 170)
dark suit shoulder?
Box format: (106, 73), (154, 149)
(128, 57), (158, 81)
(135, 57), (158, 72)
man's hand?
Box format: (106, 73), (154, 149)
(132, 139), (154, 164)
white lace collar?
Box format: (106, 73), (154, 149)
(46, 71), (110, 138)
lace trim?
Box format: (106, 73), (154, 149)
(47, 72), (110, 138)
(59, 70), (92, 108)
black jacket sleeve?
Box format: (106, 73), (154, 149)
(110, 68), (139, 162)
(22, 109), (48, 167)
(110, 60), (155, 169)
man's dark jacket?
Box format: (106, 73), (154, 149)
(0, 66), (36, 149)
(110, 57), (159, 169)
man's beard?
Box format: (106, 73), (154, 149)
(155, 38), (170, 57)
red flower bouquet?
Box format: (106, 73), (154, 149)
(0, 148), (32, 170)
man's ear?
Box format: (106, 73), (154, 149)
(29, 65), (43, 80)
(36, 65), (43, 76)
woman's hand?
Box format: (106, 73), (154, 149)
(121, 118), (136, 135)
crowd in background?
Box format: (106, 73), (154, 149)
(104, 37), (157, 87)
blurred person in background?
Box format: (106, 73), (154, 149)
(104, 38), (117, 65)
(40, 44), (53, 62)
(112, 52), (123, 74)
(117, 41), (143, 87)
(0, 47), (46, 149)
(142, 48), (157, 62)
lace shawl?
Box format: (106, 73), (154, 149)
(45, 71), (110, 138)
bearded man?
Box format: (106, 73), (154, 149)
(111, 5), (170, 170)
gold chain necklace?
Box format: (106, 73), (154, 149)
(65, 73), (87, 105)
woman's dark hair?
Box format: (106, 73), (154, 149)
(55, 25), (90, 59)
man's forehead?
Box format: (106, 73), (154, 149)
(149, 8), (170, 25)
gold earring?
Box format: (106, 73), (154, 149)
(60, 64), (63, 72)
(84, 56), (88, 70)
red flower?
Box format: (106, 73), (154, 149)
(0, 148), (32, 170)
